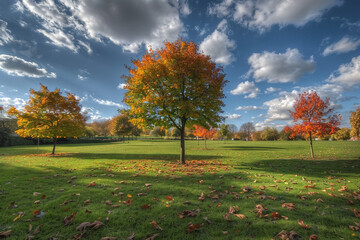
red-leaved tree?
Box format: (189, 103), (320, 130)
(193, 125), (216, 149)
(285, 91), (341, 158)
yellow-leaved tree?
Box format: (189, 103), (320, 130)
(124, 40), (227, 164)
(8, 84), (86, 154)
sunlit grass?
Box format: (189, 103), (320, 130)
(0, 140), (359, 239)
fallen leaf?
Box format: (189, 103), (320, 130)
(309, 234), (318, 240)
(186, 222), (201, 232)
(166, 196), (173, 201)
(150, 220), (163, 231)
(298, 219), (310, 229)
(105, 200), (113, 205)
(224, 213), (231, 222)
(282, 203), (296, 210)
(353, 208), (360, 218)
(203, 216), (211, 224)
(228, 206), (235, 214)
(145, 233), (160, 240)
(87, 182), (96, 187)
(84, 199), (90, 205)
(234, 214), (246, 219)
(0, 230), (11, 237)
(271, 212), (281, 220)
(145, 183), (152, 187)
(100, 237), (119, 240)
(63, 212), (77, 226)
(141, 204), (151, 209)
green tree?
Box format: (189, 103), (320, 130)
(219, 124), (229, 143)
(150, 126), (165, 137)
(111, 114), (133, 142)
(261, 127), (279, 141)
(8, 85), (86, 154)
(171, 127), (181, 137)
(350, 108), (360, 140)
(334, 127), (351, 140)
(124, 40), (227, 164)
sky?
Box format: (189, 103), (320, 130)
(0, 0), (359, 130)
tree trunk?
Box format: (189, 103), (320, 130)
(309, 132), (314, 159)
(204, 137), (207, 149)
(180, 127), (185, 164)
(52, 137), (57, 155)
(197, 136), (199, 145)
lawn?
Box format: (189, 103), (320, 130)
(0, 140), (359, 239)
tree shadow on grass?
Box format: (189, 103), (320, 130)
(0, 162), (356, 240)
(235, 158), (360, 178)
(47, 152), (225, 162)
(220, 146), (285, 151)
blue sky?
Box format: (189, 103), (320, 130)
(0, 0), (359, 130)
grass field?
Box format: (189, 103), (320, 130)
(0, 140), (359, 239)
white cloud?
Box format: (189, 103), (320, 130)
(265, 87), (281, 93)
(263, 90), (298, 122)
(91, 96), (123, 108)
(18, 0), (186, 53)
(199, 19), (236, 65)
(236, 105), (263, 111)
(77, 74), (87, 81)
(0, 54), (56, 78)
(37, 28), (78, 52)
(78, 40), (93, 54)
(0, 97), (27, 110)
(210, 0), (343, 32)
(230, 81), (260, 98)
(327, 56), (360, 86)
(247, 48), (315, 83)
(117, 83), (127, 89)
(81, 106), (111, 122)
(226, 113), (241, 120)
(0, 19), (14, 46)
(323, 37), (360, 56)
(208, 0), (233, 18)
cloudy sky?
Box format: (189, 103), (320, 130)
(0, 0), (359, 129)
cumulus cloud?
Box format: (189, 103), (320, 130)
(81, 106), (111, 122)
(117, 83), (127, 89)
(199, 19), (236, 65)
(17, 0), (186, 53)
(327, 56), (360, 86)
(230, 81), (260, 98)
(0, 97), (27, 110)
(0, 54), (56, 78)
(265, 87), (281, 93)
(323, 37), (360, 56)
(77, 74), (87, 81)
(91, 96), (124, 108)
(247, 48), (315, 83)
(209, 0), (343, 32)
(236, 105), (263, 110)
(226, 113), (241, 120)
(0, 19), (14, 45)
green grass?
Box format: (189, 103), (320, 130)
(0, 140), (359, 239)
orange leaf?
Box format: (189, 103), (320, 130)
(298, 219), (310, 229)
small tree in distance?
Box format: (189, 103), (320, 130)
(285, 91), (341, 158)
(124, 39), (227, 164)
(111, 114), (133, 142)
(8, 84), (86, 154)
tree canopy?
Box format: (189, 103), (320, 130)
(350, 108), (360, 139)
(124, 39), (227, 163)
(8, 84), (86, 154)
(285, 91), (340, 158)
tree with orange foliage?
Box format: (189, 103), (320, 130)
(7, 84), (86, 154)
(124, 40), (227, 164)
(285, 91), (340, 158)
(192, 125), (216, 149)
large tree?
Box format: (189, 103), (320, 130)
(124, 40), (227, 164)
(8, 84), (86, 154)
(350, 108), (360, 140)
(285, 91), (341, 158)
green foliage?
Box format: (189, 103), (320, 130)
(261, 127), (279, 141)
(111, 114), (133, 137)
(334, 127), (351, 140)
(219, 124), (229, 141)
(170, 127), (181, 137)
(150, 126), (165, 137)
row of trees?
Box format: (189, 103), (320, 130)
(3, 39), (360, 162)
